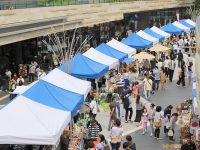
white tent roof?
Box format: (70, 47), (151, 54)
(0, 95), (71, 145)
(42, 68), (91, 98)
(83, 47), (118, 69)
(106, 39), (136, 56)
(12, 81), (38, 94)
(136, 30), (159, 45)
(185, 19), (196, 26)
(150, 26), (170, 39)
(173, 21), (190, 32)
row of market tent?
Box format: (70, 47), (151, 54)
(0, 19), (196, 145)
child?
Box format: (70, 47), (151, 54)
(141, 108), (148, 135)
(164, 114), (170, 136)
(132, 82), (139, 98)
(187, 66), (192, 85)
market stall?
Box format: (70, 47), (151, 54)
(177, 80), (200, 149)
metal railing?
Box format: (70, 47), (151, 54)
(0, 0), (149, 10)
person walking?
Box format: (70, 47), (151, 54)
(169, 113), (178, 141)
(124, 90), (133, 123)
(143, 74), (153, 101)
(164, 105), (173, 118)
(154, 106), (163, 140)
(110, 119), (123, 150)
(168, 57), (176, 82)
(141, 108), (148, 135)
(108, 97), (117, 131)
(160, 67), (166, 90)
(134, 95), (144, 125)
(89, 95), (98, 118)
(177, 50), (183, 68)
(153, 66), (160, 91)
(163, 56), (170, 78)
(148, 103), (155, 136)
(176, 61), (186, 87)
(187, 66), (193, 85)
(113, 88), (121, 119)
(28, 61), (36, 83)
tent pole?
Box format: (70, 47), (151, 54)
(95, 79), (99, 97)
(70, 117), (73, 139)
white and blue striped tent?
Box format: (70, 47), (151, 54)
(192, 79), (199, 115)
(0, 68), (91, 145)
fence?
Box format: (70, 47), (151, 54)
(0, 0), (149, 10)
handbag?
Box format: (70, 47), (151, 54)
(168, 129), (174, 136)
(154, 122), (161, 128)
(111, 136), (118, 144)
(103, 140), (110, 150)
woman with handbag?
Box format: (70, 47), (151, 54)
(110, 119), (123, 150)
(154, 106), (163, 140)
(169, 113), (178, 141)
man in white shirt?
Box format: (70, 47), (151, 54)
(29, 61), (36, 83)
(89, 96), (97, 118)
(163, 56), (170, 78)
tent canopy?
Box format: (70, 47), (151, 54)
(144, 28), (165, 41)
(83, 47), (118, 69)
(106, 39), (136, 56)
(151, 26), (170, 39)
(23, 80), (84, 116)
(136, 30), (159, 45)
(162, 23), (184, 34)
(173, 21), (190, 32)
(60, 53), (108, 79)
(96, 43), (128, 61)
(149, 44), (170, 52)
(0, 95), (71, 145)
(185, 19), (196, 26)
(0, 68), (91, 145)
(179, 20), (195, 30)
(42, 68), (91, 98)
(122, 33), (153, 48)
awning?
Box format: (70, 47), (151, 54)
(83, 47), (118, 69)
(0, 68), (91, 145)
(144, 28), (165, 41)
(122, 33), (153, 49)
(0, 95), (71, 145)
(59, 53), (109, 79)
(136, 30), (159, 45)
(42, 68), (91, 98)
(179, 20), (195, 30)
(96, 43), (128, 61)
(150, 26), (170, 39)
(162, 23), (184, 35)
(192, 81), (198, 115)
(106, 39), (136, 56)
(185, 19), (196, 27)
(172, 21), (190, 32)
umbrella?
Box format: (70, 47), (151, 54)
(132, 52), (155, 61)
(149, 44), (170, 52)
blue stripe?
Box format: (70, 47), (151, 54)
(22, 80), (83, 116)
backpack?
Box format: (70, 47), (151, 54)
(18, 80), (23, 86)
(123, 95), (130, 109)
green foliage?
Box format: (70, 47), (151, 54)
(193, 0), (200, 8)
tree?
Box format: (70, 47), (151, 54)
(193, 0), (200, 9)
